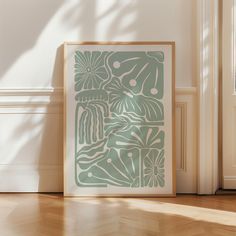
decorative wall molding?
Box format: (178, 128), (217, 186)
(176, 88), (197, 193)
(0, 164), (63, 170)
(0, 87), (63, 105)
(0, 87), (63, 114)
(176, 103), (187, 172)
(0, 87), (196, 104)
(175, 87), (197, 95)
(224, 176), (236, 180)
(0, 87), (63, 94)
(0, 106), (63, 114)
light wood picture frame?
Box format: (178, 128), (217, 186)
(64, 42), (176, 196)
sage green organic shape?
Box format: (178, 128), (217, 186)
(75, 101), (108, 144)
(77, 149), (140, 187)
(105, 78), (164, 121)
(78, 138), (107, 157)
(75, 51), (109, 90)
(75, 89), (108, 102)
(108, 51), (164, 99)
(107, 126), (164, 149)
(74, 50), (166, 189)
(144, 149), (165, 187)
(104, 112), (146, 136)
(120, 148), (140, 185)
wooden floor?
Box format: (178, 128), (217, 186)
(0, 194), (236, 236)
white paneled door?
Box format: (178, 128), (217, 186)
(223, 0), (236, 189)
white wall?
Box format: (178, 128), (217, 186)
(0, 0), (197, 192)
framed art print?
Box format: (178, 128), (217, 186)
(64, 42), (175, 196)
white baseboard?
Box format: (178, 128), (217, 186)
(0, 165), (63, 192)
(223, 176), (236, 189)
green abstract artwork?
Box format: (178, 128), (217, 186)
(74, 50), (165, 188)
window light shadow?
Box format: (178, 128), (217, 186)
(0, 0), (199, 194)
(0, 0), (64, 79)
(64, 196), (236, 235)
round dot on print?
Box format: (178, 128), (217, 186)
(88, 172), (92, 177)
(150, 88), (158, 95)
(129, 79), (137, 87)
(107, 158), (112, 163)
(113, 61), (120, 69)
(127, 152), (132, 157)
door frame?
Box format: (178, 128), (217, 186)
(197, 0), (219, 194)
(222, 0), (236, 188)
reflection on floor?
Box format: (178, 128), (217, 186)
(0, 194), (236, 236)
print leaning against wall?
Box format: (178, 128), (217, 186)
(64, 42), (175, 196)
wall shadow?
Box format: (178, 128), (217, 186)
(0, 0), (64, 78)
(0, 0), (198, 195)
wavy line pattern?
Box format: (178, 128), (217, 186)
(74, 51), (165, 188)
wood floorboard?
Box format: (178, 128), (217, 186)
(0, 194), (235, 236)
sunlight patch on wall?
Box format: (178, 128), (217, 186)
(96, 0), (137, 40)
(0, 0), (81, 88)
